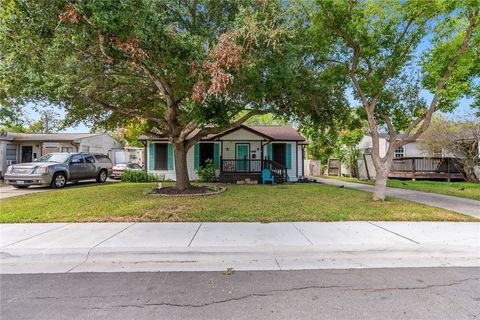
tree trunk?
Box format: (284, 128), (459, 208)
(173, 141), (191, 191)
(372, 152), (394, 201)
(372, 165), (389, 201)
(462, 159), (479, 183)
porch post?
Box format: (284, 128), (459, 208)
(411, 158), (416, 181)
(446, 157), (450, 182)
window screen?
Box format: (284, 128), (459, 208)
(154, 144), (168, 170)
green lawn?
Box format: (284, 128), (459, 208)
(0, 182), (475, 223)
(324, 176), (480, 201)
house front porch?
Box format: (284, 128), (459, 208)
(219, 158), (288, 183)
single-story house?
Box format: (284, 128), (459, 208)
(357, 133), (434, 158)
(0, 132), (121, 177)
(139, 125), (308, 183)
(355, 133), (466, 180)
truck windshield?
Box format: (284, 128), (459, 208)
(37, 153), (70, 163)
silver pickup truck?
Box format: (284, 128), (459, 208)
(4, 152), (113, 189)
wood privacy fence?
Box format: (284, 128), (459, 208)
(327, 158), (341, 176)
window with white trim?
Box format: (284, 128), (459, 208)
(394, 146), (404, 158)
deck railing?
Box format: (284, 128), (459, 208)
(390, 157), (461, 173)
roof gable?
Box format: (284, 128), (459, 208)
(212, 125), (272, 140)
(214, 127), (271, 141)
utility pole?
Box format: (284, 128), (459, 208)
(43, 113), (49, 133)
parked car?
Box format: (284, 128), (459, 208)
(4, 152), (113, 189)
(111, 162), (144, 179)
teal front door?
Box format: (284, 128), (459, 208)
(236, 144), (249, 172)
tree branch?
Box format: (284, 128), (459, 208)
(138, 63), (174, 103)
(86, 96), (166, 126)
(401, 10), (479, 145)
(185, 109), (268, 149)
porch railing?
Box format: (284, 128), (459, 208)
(390, 157), (462, 174)
(220, 158), (288, 182)
(221, 159), (263, 173)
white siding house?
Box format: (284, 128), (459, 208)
(357, 133), (430, 158)
(355, 133), (466, 180)
(140, 125), (308, 183)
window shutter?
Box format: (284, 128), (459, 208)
(194, 144), (200, 169)
(286, 144), (292, 169)
(267, 144), (272, 160)
(213, 143), (220, 170)
(148, 143), (154, 171)
(167, 144), (174, 170)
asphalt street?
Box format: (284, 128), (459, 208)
(1, 267), (479, 320)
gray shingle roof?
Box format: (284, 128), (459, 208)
(138, 125), (308, 144)
(0, 132), (102, 142)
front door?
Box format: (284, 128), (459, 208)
(236, 144), (249, 172)
(272, 143), (286, 166)
(21, 146), (33, 163)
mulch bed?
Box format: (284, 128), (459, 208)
(151, 185), (227, 197)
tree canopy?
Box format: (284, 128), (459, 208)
(312, 0), (480, 199)
(1, 0), (344, 189)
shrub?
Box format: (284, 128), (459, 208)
(196, 159), (217, 182)
(121, 170), (164, 183)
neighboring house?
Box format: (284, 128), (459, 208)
(357, 133), (435, 159)
(355, 133), (464, 181)
(0, 132), (121, 177)
(139, 125), (308, 182)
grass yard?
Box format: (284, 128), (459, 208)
(324, 176), (480, 201)
(0, 182), (476, 223)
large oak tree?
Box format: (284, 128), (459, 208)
(1, 0), (336, 190)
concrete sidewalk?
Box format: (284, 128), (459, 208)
(308, 176), (480, 218)
(1, 222), (478, 274)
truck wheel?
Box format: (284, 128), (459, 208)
(96, 170), (107, 183)
(51, 173), (67, 189)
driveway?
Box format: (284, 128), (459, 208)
(0, 179), (120, 199)
(308, 176), (480, 218)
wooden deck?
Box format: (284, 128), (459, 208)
(388, 157), (464, 181)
